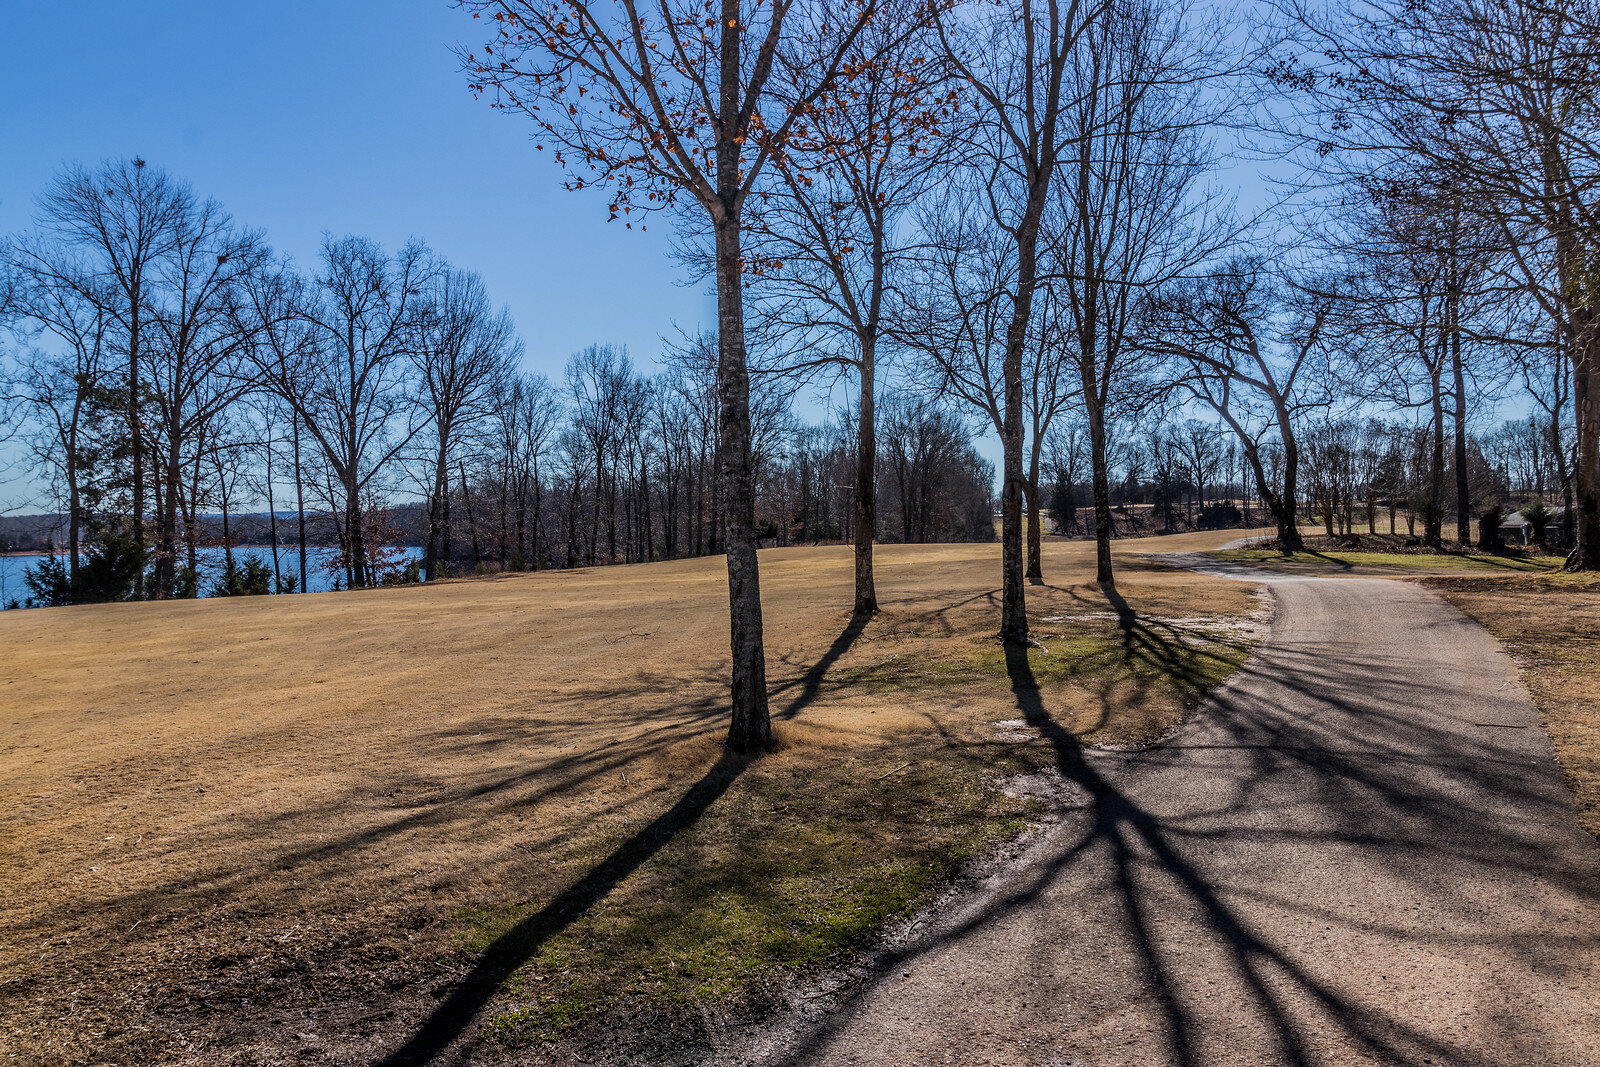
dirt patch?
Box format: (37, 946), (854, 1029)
(1422, 571), (1600, 844)
(0, 532), (1263, 1064)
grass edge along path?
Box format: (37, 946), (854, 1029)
(408, 602), (1261, 1062)
(1423, 571), (1600, 845)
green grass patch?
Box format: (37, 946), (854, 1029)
(448, 609), (1258, 1052)
(456, 745), (1039, 1046)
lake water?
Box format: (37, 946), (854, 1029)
(0, 545), (425, 609)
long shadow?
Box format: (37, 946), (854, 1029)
(776, 614), (870, 719)
(999, 644), (1479, 1067)
(377, 749), (750, 1065)
(377, 619), (872, 1064)
(768, 581), (1596, 1067)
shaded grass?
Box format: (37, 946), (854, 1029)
(448, 611), (1259, 1050)
(1424, 571), (1600, 842)
(457, 739), (1038, 1047)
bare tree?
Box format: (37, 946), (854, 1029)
(141, 199), (268, 595)
(412, 269), (520, 580)
(1044, 0), (1241, 584)
(1140, 261), (1330, 549)
(493, 373), (562, 567)
(901, 174), (1077, 583)
(1284, 0), (1600, 566)
(254, 236), (431, 588)
(2, 279), (116, 580)
(927, 0), (1101, 642)
(743, 5), (951, 615)
(19, 159), (194, 591)
(460, 0), (887, 749)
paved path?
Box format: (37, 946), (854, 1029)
(756, 561), (1600, 1066)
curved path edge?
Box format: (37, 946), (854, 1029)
(738, 557), (1600, 1067)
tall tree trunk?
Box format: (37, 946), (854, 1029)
(854, 345), (878, 617)
(293, 418), (308, 594)
(66, 449), (81, 583)
(1025, 433), (1044, 584)
(129, 300), (145, 597)
(461, 460), (482, 567)
(1451, 310), (1471, 545)
(1427, 376), (1446, 551)
(713, 210), (771, 753)
(265, 435), (282, 592)
(1086, 399), (1115, 584)
(425, 440), (447, 581)
(346, 476), (366, 588)
(531, 458), (543, 569)
(1571, 310), (1600, 569)
(998, 195), (1048, 636)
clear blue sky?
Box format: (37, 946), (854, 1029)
(0, 0), (722, 510)
(0, 0), (713, 377)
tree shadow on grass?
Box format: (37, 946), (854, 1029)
(766, 587), (1598, 1067)
(376, 749), (749, 1065)
(375, 615), (873, 1064)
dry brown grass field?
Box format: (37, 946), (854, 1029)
(1, 532), (1268, 1063)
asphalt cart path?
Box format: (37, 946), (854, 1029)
(758, 559), (1600, 1066)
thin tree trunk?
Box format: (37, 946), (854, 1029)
(293, 418), (308, 594)
(713, 210), (771, 753)
(129, 300), (144, 597)
(265, 434), (282, 592)
(1428, 375), (1446, 551)
(854, 347), (878, 617)
(1451, 310), (1471, 545)
(1086, 400), (1115, 584)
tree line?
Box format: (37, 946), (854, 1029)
(0, 170), (997, 603)
(2, 0), (1595, 752)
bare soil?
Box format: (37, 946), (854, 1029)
(0, 533), (1262, 1064)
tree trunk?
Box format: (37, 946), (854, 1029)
(1427, 380), (1446, 550)
(1570, 312), (1600, 569)
(1451, 313), (1471, 546)
(1025, 438), (1043, 585)
(129, 299), (145, 597)
(854, 344), (878, 617)
(1024, 476), (1043, 585)
(66, 450), (81, 583)
(293, 419), (308, 594)
(713, 210), (771, 753)
(425, 437), (448, 581)
(265, 435), (282, 592)
(1086, 400), (1115, 584)
(461, 460), (481, 567)
(346, 476), (366, 588)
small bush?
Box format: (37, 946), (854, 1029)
(25, 533), (148, 606)
(210, 557), (274, 597)
(1196, 502), (1243, 530)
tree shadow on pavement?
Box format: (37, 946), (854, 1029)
(764, 595), (1580, 1067)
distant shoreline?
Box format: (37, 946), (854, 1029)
(1, 545), (379, 557)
